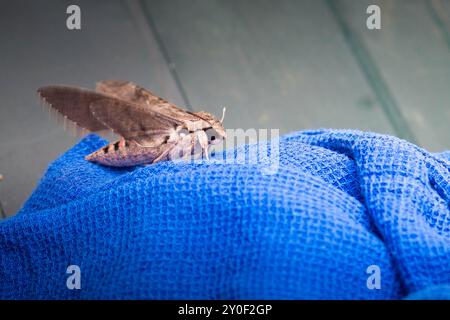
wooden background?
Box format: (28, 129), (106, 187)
(1, 0), (449, 216)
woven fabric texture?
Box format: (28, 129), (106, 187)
(0, 129), (449, 299)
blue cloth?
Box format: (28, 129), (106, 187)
(0, 129), (449, 299)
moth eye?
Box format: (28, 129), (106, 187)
(205, 128), (220, 144)
(114, 141), (120, 151)
(103, 147), (109, 154)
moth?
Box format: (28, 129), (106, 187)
(38, 80), (226, 167)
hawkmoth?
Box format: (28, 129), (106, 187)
(38, 80), (226, 167)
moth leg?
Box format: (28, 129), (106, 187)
(118, 137), (126, 149)
(152, 143), (177, 164)
(196, 130), (209, 160)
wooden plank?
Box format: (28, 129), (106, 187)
(426, 0), (450, 52)
(335, 0), (450, 151)
(141, 0), (398, 138)
(0, 0), (181, 216)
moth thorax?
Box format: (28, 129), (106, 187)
(178, 128), (190, 137)
(168, 127), (187, 143)
(185, 119), (211, 132)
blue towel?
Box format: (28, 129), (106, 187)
(0, 129), (449, 299)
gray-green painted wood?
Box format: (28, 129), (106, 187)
(141, 0), (397, 136)
(336, 0), (450, 151)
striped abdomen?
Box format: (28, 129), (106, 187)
(85, 139), (166, 167)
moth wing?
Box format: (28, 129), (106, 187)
(96, 80), (200, 122)
(95, 80), (153, 106)
(89, 97), (182, 147)
(38, 86), (109, 132)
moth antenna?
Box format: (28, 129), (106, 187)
(220, 107), (226, 123)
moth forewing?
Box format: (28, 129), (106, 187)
(37, 86), (109, 132)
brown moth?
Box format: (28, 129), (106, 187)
(38, 80), (226, 167)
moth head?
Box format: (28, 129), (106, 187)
(195, 108), (227, 140)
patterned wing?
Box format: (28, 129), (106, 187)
(95, 80), (199, 122)
(89, 96), (182, 147)
(38, 86), (109, 131)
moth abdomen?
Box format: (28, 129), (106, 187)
(86, 139), (128, 164)
(85, 138), (165, 167)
